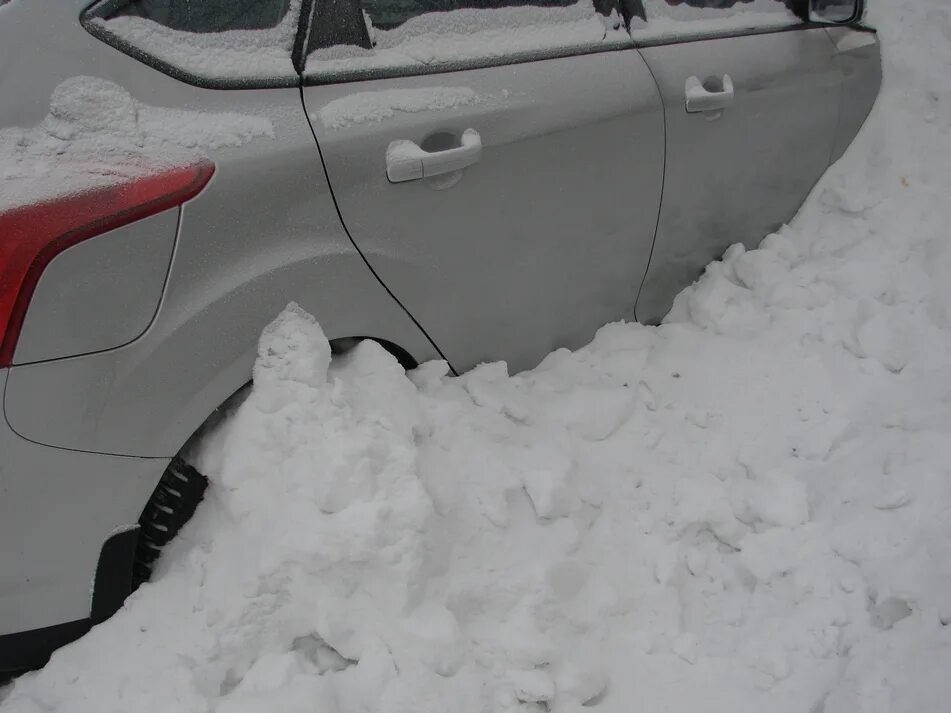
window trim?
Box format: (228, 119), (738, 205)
(631, 18), (832, 47)
(302, 39), (636, 86)
(80, 0), (303, 90)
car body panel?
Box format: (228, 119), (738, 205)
(634, 28), (845, 324)
(826, 26), (882, 163)
(14, 208), (179, 365)
(1, 2), (440, 458)
(303, 49), (665, 375)
(0, 369), (168, 637)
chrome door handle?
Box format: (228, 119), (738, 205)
(685, 75), (735, 113)
(386, 129), (482, 183)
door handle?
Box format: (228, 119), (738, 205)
(685, 75), (735, 113)
(386, 129), (482, 183)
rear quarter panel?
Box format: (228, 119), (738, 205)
(0, 0), (439, 457)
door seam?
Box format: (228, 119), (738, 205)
(631, 46), (668, 324)
(297, 86), (457, 375)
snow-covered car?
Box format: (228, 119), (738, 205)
(0, 0), (878, 671)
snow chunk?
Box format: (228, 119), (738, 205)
(254, 303), (331, 389)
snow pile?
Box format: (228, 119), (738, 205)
(316, 87), (488, 129)
(0, 76), (273, 211)
(5, 1), (951, 712)
(307, 0), (626, 78)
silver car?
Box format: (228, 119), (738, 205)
(0, 0), (878, 671)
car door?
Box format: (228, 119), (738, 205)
(301, 0), (664, 374)
(629, 0), (845, 323)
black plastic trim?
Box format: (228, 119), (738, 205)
(302, 38), (634, 86)
(0, 619), (90, 673)
(631, 18), (871, 49)
(91, 527), (140, 624)
(0, 528), (142, 673)
(292, 0), (318, 73)
(307, 0), (373, 57)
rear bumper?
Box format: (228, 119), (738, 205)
(0, 369), (168, 671)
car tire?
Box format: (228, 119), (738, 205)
(132, 457), (208, 588)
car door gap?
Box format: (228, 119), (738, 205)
(297, 86), (458, 375)
(631, 48), (668, 325)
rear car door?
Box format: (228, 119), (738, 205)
(302, 0), (665, 374)
(629, 0), (848, 323)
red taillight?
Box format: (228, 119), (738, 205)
(0, 160), (214, 367)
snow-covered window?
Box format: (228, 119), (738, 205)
(82, 0), (302, 88)
(304, 0), (629, 82)
(629, 0), (805, 43)
(109, 0), (293, 32)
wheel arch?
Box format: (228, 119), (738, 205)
(3, 249), (440, 458)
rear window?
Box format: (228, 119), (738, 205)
(110, 0), (293, 33)
(82, 0), (301, 87)
(363, 0), (584, 31)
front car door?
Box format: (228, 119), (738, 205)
(301, 0), (665, 374)
(629, 0), (866, 323)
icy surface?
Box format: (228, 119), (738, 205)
(91, 0), (301, 83)
(306, 0), (626, 77)
(5, 1), (951, 712)
(316, 87), (485, 129)
(0, 76), (273, 211)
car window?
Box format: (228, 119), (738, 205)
(304, 0), (627, 82)
(82, 0), (302, 88)
(364, 0), (583, 31)
(110, 0), (293, 32)
(629, 0), (805, 42)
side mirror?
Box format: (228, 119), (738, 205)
(810, 0), (862, 24)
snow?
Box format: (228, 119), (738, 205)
(630, 0), (800, 41)
(316, 87), (486, 129)
(5, 1), (951, 712)
(0, 76), (273, 212)
(306, 1), (626, 78)
(90, 0), (301, 83)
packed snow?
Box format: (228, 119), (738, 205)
(0, 76), (273, 212)
(306, 0), (626, 78)
(5, 1), (951, 712)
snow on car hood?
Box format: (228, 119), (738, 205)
(4, 2), (951, 713)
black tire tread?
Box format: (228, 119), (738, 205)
(132, 457), (208, 588)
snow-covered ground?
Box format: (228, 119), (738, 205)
(4, 1), (951, 711)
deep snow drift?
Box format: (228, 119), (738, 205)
(5, 2), (951, 712)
